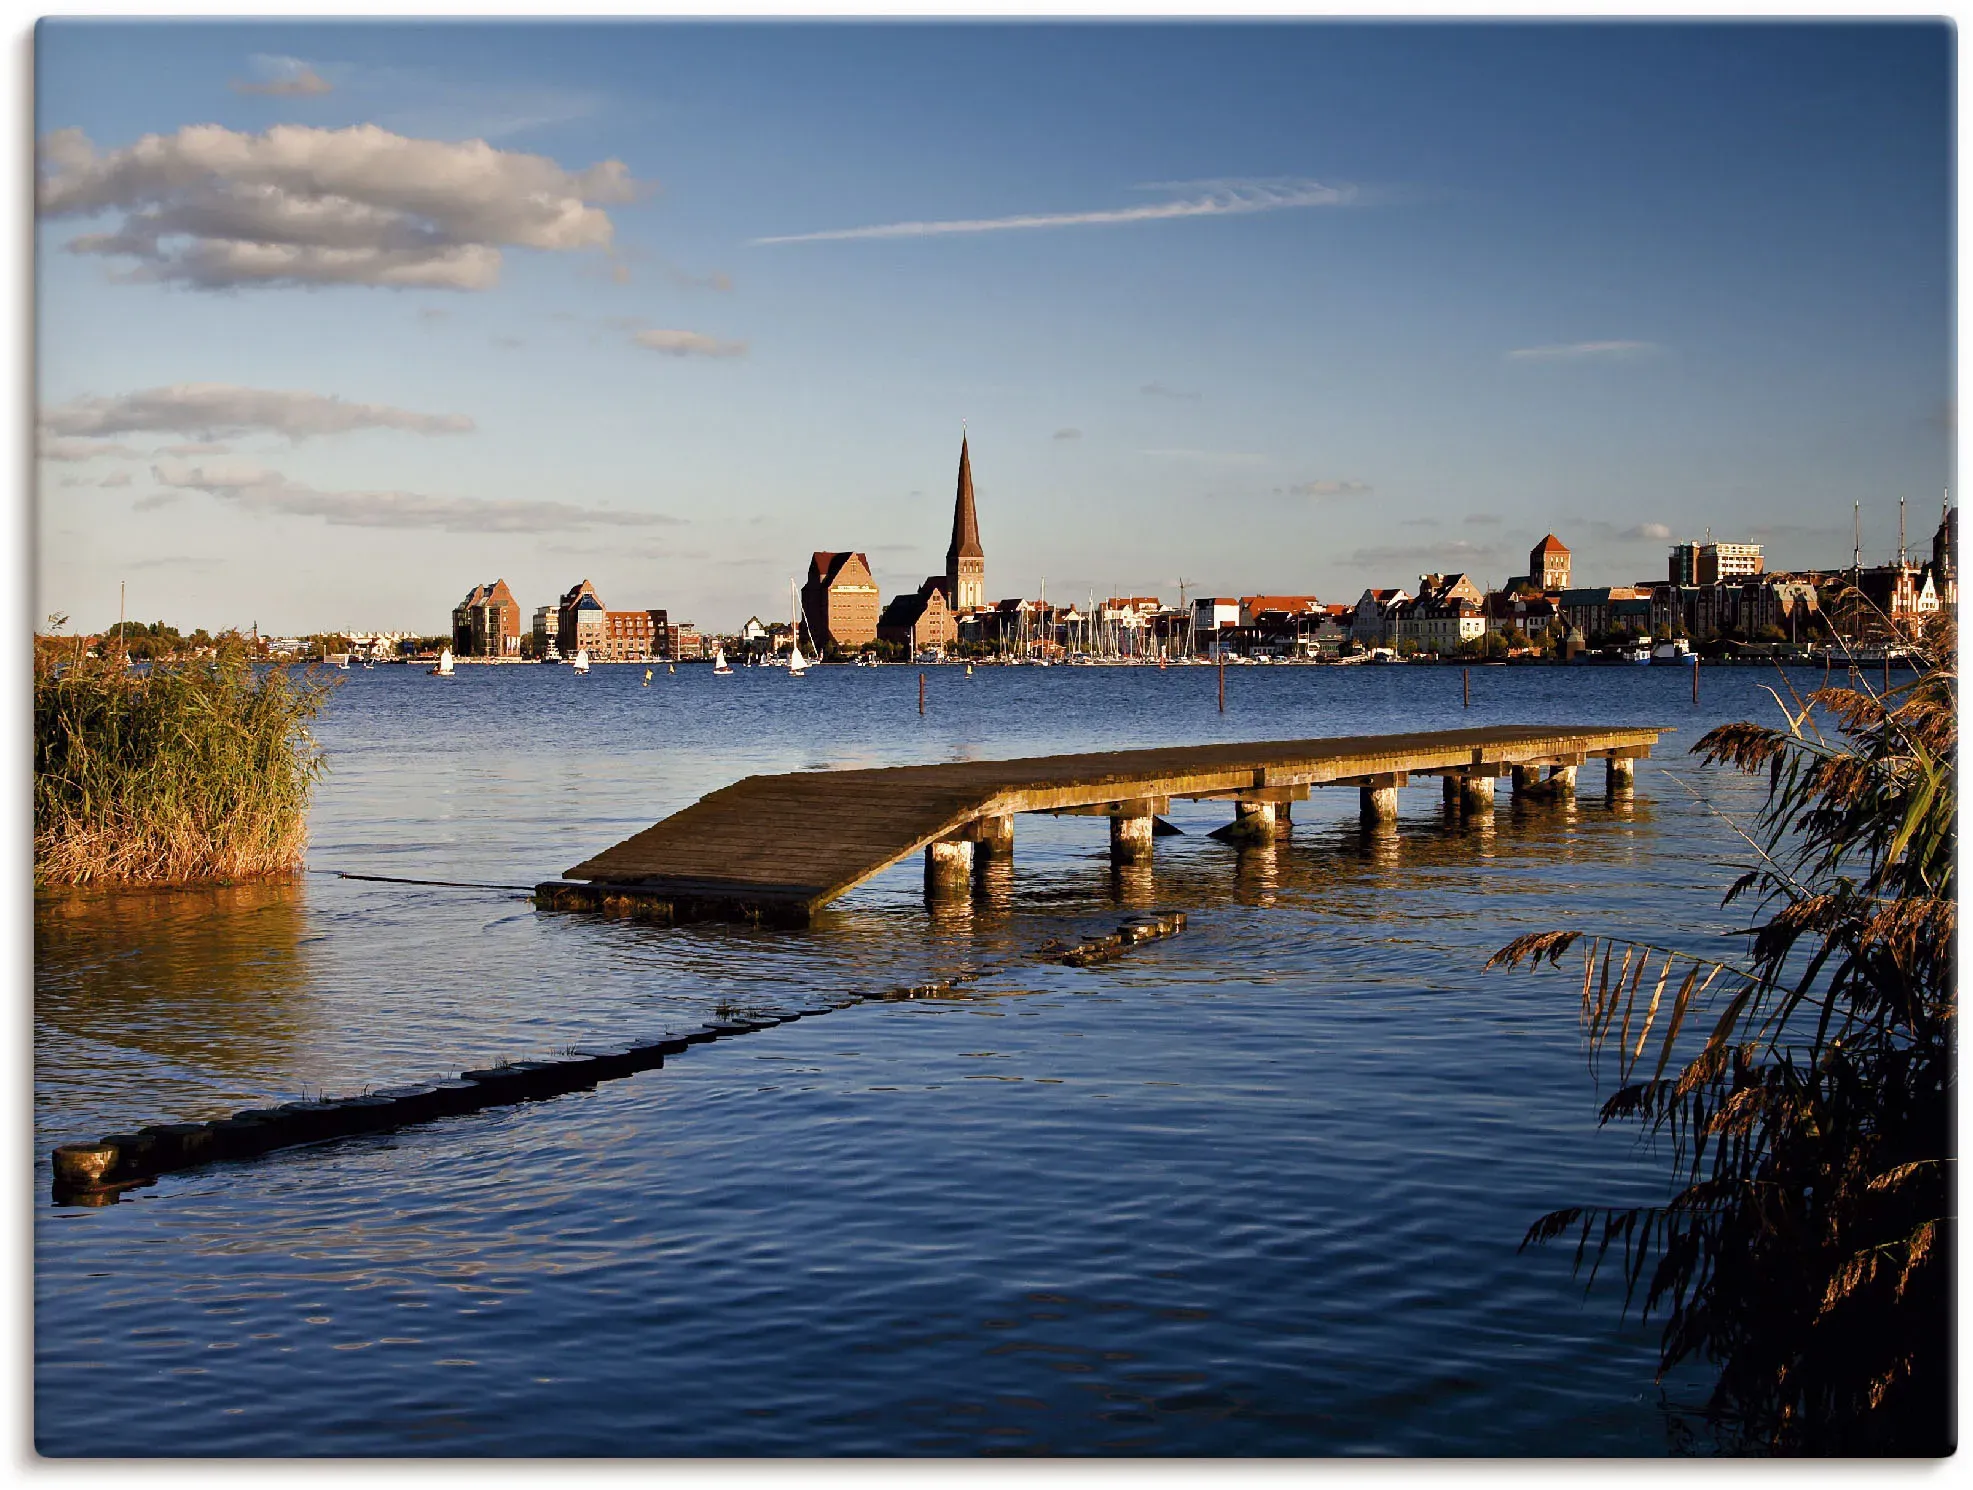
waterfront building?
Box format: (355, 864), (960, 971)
(1192, 597), (1240, 637)
(452, 579), (523, 658)
(1392, 575), (1488, 652)
(944, 435), (986, 612)
(530, 605), (556, 657)
(1557, 586), (1652, 639)
(1929, 503), (1957, 607)
(1530, 534), (1572, 591)
(1668, 542), (1700, 585)
(1698, 541), (1764, 584)
(1350, 587), (1413, 647)
(1652, 578), (1819, 640)
(556, 580), (605, 657)
(1484, 590), (1558, 645)
(1237, 595), (1322, 628)
(802, 552), (881, 652)
(877, 579), (955, 654)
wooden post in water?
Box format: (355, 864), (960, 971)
(1884, 652), (1891, 692)
(1692, 657), (1700, 705)
(1218, 652), (1225, 713)
(919, 672), (926, 716)
(1463, 668), (1470, 708)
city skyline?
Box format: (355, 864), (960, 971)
(36, 21), (1953, 633)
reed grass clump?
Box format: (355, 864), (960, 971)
(1491, 629), (1954, 1454)
(35, 642), (337, 885)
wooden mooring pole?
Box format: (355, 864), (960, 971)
(919, 672), (926, 716)
(1692, 657), (1700, 705)
(1463, 668), (1470, 708)
(1218, 652), (1226, 713)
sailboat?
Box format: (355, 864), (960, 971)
(428, 648), (454, 677)
(713, 645), (733, 676)
(786, 579), (809, 676)
(571, 648), (591, 675)
(643, 667), (653, 686)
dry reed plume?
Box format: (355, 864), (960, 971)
(35, 641), (336, 886)
(1491, 618), (1954, 1454)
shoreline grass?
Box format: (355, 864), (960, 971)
(34, 642), (338, 887)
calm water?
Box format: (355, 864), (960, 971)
(35, 659), (1806, 1455)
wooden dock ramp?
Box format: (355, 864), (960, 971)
(537, 725), (1665, 926)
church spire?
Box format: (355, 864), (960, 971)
(947, 432), (983, 563)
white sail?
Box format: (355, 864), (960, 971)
(571, 648), (590, 674)
(713, 645), (732, 675)
(787, 577), (809, 675)
(436, 648), (454, 676)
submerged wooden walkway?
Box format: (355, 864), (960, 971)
(537, 725), (1664, 926)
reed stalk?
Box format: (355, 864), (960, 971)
(34, 641), (336, 886)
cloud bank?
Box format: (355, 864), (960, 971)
(152, 458), (677, 534)
(37, 123), (636, 290)
(43, 384), (474, 440)
(1623, 521), (1675, 540)
(632, 328), (748, 359)
(1505, 340), (1660, 362)
(752, 177), (1354, 246)
(231, 56), (333, 97)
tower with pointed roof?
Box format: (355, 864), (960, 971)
(1529, 533), (1571, 591)
(945, 433), (985, 612)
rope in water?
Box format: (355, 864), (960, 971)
(334, 871), (539, 892)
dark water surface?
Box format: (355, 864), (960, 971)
(35, 660), (1806, 1455)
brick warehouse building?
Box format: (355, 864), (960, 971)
(453, 579), (522, 657)
(802, 551), (880, 653)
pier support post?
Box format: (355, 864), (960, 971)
(1459, 775), (1496, 814)
(1512, 765), (1542, 796)
(1213, 799), (1279, 844)
(1442, 775), (1461, 808)
(1110, 811), (1155, 865)
(1606, 756), (1635, 793)
(924, 837), (973, 892)
(973, 815), (1015, 861)
(1360, 784), (1399, 825)
(1547, 764), (1578, 796)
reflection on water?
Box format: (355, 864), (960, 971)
(35, 663), (1785, 1455)
(36, 881), (315, 1132)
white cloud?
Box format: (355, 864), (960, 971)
(752, 177), (1354, 246)
(1052, 428), (1082, 441)
(160, 441), (232, 456)
(37, 123), (636, 291)
(152, 458), (677, 534)
(632, 328), (748, 359)
(1505, 340), (1660, 362)
(1351, 538), (1501, 567)
(1283, 479), (1372, 497)
(133, 492), (184, 512)
(37, 435), (141, 462)
(43, 384), (474, 440)
(231, 56), (333, 97)
(99, 471), (132, 488)
(1623, 521), (1675, 540)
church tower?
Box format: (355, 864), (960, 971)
(945, 433), (985, 611)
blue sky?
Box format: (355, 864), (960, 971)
(35, 20), (1952, 635)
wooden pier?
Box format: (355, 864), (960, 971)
(537, 725), (1664, 927)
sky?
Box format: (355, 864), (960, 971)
(33, 20), (1954, 636)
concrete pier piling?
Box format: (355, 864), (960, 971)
(973, 814), (1015, 861)
(1512, 765), (1542, 795)
(1606, 756), (1636, 792)
(1210, 798), (1282, 844)
(1110, 810), (1155, 864)
(1360, 784), (1400, 824)
(1459, 775), (1496, 813)
(924, 836), (974, 890)
(1547, 764), (1578, 796)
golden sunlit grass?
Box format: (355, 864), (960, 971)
(35, 640), (336, 886)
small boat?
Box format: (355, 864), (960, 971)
(1653, 638), (1694, 663)
(571, 648), (591, 675)
(787, 580), (809, 676)
(428, 648), (454, 677)
(855, 652), (877, 668)
(713, 646), (733, 676)
(964, 662), (973, 676)
(1626, 642), (1653, 665)
(643, 667), (653, 686)
(667, 663), (675, 674)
